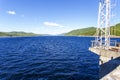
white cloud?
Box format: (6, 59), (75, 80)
(7, 10), (16, 15)
(43, 22), (64, 27)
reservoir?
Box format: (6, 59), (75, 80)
(0, 36), (100, 80)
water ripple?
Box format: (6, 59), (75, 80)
(0, 36), (99, 80)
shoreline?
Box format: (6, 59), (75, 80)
(0, 35), (120, 38)
(65, 35), (120, 38)
(0, 36), (40, 38)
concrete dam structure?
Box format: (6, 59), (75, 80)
(89, 0), (120, 79)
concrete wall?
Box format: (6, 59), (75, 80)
(100, 56), (120, 80)
(89, 47), (120, 80)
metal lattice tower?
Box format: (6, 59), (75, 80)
(96, 0), (111, 49)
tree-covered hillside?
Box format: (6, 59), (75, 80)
(64, 27), (96, 36)
(64, 23), (120, 36)
(0, 23), (120, 37)
(110, 23), (120, 36)
(0, 31), (40, 36)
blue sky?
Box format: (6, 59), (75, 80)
(0, 0), (120, 35)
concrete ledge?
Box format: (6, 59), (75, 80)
(89, 47), (120, 80)
(89, 47), (120, 59)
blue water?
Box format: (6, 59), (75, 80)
(0, 36), (99, 80)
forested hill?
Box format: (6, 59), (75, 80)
(0, 31), (40, 36)
(110, 23), (120, 36)
(64, 23), (120, 36)
(0, 23), (120, 37)
(64, 27), (96, 36)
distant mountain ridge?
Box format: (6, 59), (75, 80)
(64, 27), (96, 36)
(0, 31), (40, 36)
(0, 23), (120, 37)
(64, 23), (120, 36)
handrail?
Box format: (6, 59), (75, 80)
(91, 40), (117, 48)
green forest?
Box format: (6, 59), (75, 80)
(0, 23), (120, 37)
(65, 23), (120, 36)
(0, 31), (39, 36)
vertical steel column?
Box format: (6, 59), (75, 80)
(96, 0), (111, 50)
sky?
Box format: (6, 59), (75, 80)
(0, 0), (120, 35)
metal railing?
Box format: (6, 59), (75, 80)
(91, 40), (117, 49)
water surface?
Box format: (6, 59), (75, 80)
(0, 36), (99, 80)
